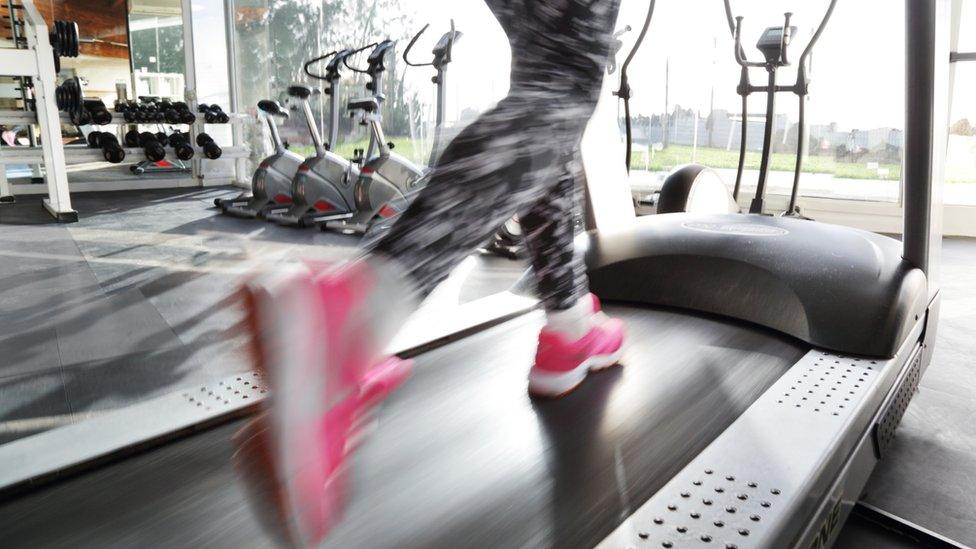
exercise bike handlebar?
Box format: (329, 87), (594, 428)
(304, 48), (356, 81)
(403, 24), (434, 67)
(403, 20), (460, 68)
(341, 41), (385, 74)
(342, 39), (396, 76)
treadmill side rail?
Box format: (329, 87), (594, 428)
(596, 314), (927, 549)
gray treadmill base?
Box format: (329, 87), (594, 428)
(598, 313), (929, 549)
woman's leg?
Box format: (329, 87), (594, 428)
(518, 149), (588, 312)
(520, 149), (626, 397)
(368, 95), (592, 299)
(368, 0), (623, 301)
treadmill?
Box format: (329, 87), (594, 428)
(0, 2), (947, 548)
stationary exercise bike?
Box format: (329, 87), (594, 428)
(659, 1), (836, 218)
(216, 100), (304, 218)
(325, 24), (461, 235)
(267, 48), (361, 227)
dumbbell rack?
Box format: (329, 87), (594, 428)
(1, 0), (251, 222)
(0, 0), (75, 221)
(0, 108), (251, 156)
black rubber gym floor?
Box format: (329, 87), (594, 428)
(0, 188), (974, 546)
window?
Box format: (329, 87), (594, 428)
(946, 1), (976, 206)
(619, 0), (906, 207)
(231, 1), (509, 169)
(129, 0), (187, 99)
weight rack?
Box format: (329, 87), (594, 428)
(0, 0), (251, 221)
(0, 0), (75, 221)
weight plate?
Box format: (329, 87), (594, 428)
(51, 21), (62, 55)
(68, 21), (80, 57)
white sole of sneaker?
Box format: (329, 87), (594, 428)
(250, 266), (335, 545)
(527, 346), (624, 398)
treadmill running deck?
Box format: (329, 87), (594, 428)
(0, 305), (805, 547)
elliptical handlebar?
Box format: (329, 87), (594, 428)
(615, 0), (657, 173)
(796, 0), (839, 77)
(724, 0), (750, 67)
(726, 0), (836, 71)
(730, 16), (767, 68)
(779, 13), (794, 66)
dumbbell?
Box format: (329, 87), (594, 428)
(138, 131), (166, 162)
(124, 128), (141, 148)
(121, 101), (139, 123)
(173, 102), (197, 125)
(195, 133), (222, 159)
(130, 104), (147, 123)
(86, 131), (126, 164)
(200, 104), (230, 124)
(84, 99), (114, 126)
(168, 131), (195, 161)
(146, 104), (164, 123)
(160, 100), (182, 124)
(138, 100), (163, 123)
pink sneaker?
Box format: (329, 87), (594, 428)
(528, 294), (625, 398)
(234, 262), (413, 546)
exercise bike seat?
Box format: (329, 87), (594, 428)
(287, 85), (315, 99)
(257, 99), (289, 119)
(347, 97), (379, 113)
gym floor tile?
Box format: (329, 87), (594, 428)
(862, 387), (976, 546)
(55, 288), (182, 366)
(0, 327), (62, 379)
(0, 263), (104, 335)
(144, 272), (247, 346)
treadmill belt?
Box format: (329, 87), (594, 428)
(0, 306), (805, 548)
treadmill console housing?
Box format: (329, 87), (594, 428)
(584, 213), (928, 358)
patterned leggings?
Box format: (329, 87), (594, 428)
(370, 0), (622, 311)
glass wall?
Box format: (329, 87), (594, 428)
(189, 0), (235, 177)
(129, 0), (186, 99)
(618, 0), (906, 206)
(231, 0), (509, 169)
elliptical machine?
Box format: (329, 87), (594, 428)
(217, 100), (304, 218)
(267, 48), (361, 227)
(325, 25), (461, 235)
(659, 0), (837, 218)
